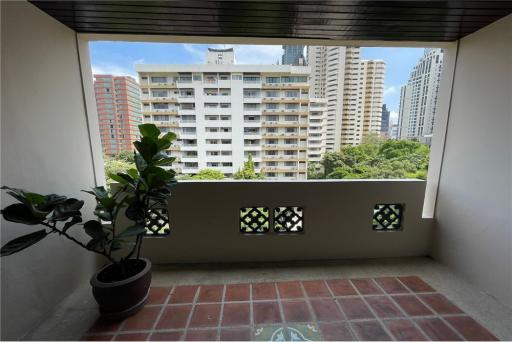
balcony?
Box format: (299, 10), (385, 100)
(3, 1), (512, 341)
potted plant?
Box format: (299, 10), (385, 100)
(0, 124), (177, 319)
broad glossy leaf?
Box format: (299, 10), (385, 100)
(1, 203), (43, 225)
(161, 132), (177, 142)
(83, 220), (108, 239)
(157, 138), (171, 151)
(82, 186), (109, 200)
(1, 230), (48, 257)
(51, 199), (84, 221)
(62, 216), (82, 232)
(134, 153), (148, 172)
(125, 202), (144, 221)
(108, 173), (130, 185)
(134, 137), (158, 163)
(126, 168), (139, 180)
(117, 224), (146, 238)
(93, 207), (112, 221)
(154, 157), (176, 166)
(138, 124), (160, 140)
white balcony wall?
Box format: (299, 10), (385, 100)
(432, 14), (512, 309)
(138, 180), (432, 263)
(1, 2), (98, 340)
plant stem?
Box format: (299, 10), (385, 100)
(42, 221), (116, 264)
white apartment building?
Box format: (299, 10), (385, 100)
(307, 98), (327, 163)
(398, 48), (444, 144)
(308, 46), (385, 149)
(136, 50), (310, 180)
(359, 60), (386, 138)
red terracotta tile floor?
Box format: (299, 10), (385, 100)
(82, 276), (498, 341)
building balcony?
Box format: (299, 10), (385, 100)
(4, 2), (512, 341)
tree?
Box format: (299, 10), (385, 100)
(191, 169), (225, 180)
(234, 154), (265, 180)
(317, 137), (429, 180)
(103, 154), (135, 185)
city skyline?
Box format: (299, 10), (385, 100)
(90, 42), (426, 119)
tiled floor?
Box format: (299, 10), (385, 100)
(82, 276), (498, 341)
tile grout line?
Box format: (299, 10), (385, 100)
(395, 277), (467, 341)
(298, 280), (327, 339)
(182, 285), (200, 339)
(371, 278), (430, 340)
(249, 282), (254, 338)
(275, 282), (289, 335)
(324, 279), (358, 340)
(350, 278), (397, 340)
(216, 285), (227, 341)
(147, 286), (174, 341)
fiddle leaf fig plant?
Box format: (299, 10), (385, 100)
(1, 124), (177, 271)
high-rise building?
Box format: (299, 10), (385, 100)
(308, 46), (385, 149)
(307, 98), (327, 164)
(358, 60), (386, 140)
(136, 49), (310, 180)
(93, 74), (143, 155)
(380, 104), (390, 137)
(206, 47), (235, 65)
(282, 45), (306, 66)
(398, 48), (444, 144)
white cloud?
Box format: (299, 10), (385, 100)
(91, 63), (137, 79)
(182, 44), (204, 62)
(383, 85), (397, 96)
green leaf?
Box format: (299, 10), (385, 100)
(127, 168), (139, 180)
(154, 157), (176, 166)
(51, 199), (84, 221)
(1, 230), (48, 257)
(134, 137), (159, 163)
(82, 186), (109, 200)
(110, 239), (125, 251)
(157, 138), (172, 151)
(1, 203), (43, 225)
(62, 216), (82, 232)
(134, 153), (148, 172)
(138, 124), (160, 140)
(86, 238), (105, 252)
(143, 166), (175, 188)
(83, 220), (108, 239)
(117, 224), (146, 238)
(161, 132), (177, 142)
(108, 173), (130, 185)
(93, 208), (113, 221)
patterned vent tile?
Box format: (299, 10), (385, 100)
(240, 207), (270, 233)
(274, 206), (304, 233)
(145, 207), (170, 236)
(373, 204), (403, 231)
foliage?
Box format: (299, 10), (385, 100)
(311, 135), (430, 180)
(1, 124), (177, 270)
(233, 154), (265, 180)
(190, 169), (225, 180)
(103, 155), (135, 185)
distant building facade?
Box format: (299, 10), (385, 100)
(398, 48), (444, 144)
(282, 45), (306, 66)
(381, 104), (390, 137)
(308, 46), (385, 150)
(136, 49), (310, 180)
(307, 98), (327, 164)
(206, 48), (235, 65)
(93, 74), (142, 155)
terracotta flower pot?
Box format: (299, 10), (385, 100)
(90, 258), (152, 320)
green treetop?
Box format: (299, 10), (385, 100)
(190, 168), (226, 180)
(234, 154), (265, 180)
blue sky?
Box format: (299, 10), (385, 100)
(90, 42), (425, 119)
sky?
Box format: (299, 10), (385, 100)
(90, 42), (426, 121)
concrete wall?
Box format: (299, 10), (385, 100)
(1, 2), (98, 339)
(142, 180), (432, 263)
(433, 15), (512, 308)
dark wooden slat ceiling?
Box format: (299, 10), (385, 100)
(30, 1), (512, 42)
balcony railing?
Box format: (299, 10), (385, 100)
(141, 180), (431, 263)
